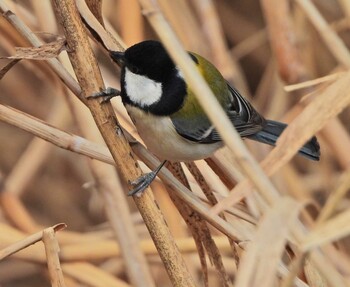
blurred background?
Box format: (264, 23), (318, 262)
(0, 0), (350, 286)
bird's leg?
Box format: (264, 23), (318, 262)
(87, 87), (121, 103)
(128, 160), (167, 196)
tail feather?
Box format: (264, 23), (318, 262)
(248, 120), (320, 161)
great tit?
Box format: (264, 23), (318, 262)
(104, 40), (320, 194)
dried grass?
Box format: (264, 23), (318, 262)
(1, 0), (350, 286)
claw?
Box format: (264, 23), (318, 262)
(88, 87), (121, 103)
(128, 161), (167, 196)
(128, 173), (155, 196)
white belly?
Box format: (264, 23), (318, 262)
(126, 105), (223, 162)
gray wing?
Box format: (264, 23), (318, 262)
(171, 115), (218, 144)
(171, 84), (266, 143)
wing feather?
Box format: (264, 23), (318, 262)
(171, 83), (265, 143)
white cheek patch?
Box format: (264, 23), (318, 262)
(125, 68), (162, 107)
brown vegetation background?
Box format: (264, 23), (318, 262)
(0, 0), (350, 286)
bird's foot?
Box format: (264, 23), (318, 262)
(88, 87), (120, 103)
(128, 161), (167, 196)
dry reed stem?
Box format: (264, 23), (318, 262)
(157, 0), (207, 55)
(231, 29), (267, 61)
(43, 227), (66, 287)
(2, 0), (162, 283)
(62, 262), (131, 287)
(0, 104), (113, 165)
(138, 0), (280, 206)
(0, 1), (81, 96)
(60, 235), (233, 261)
(194, 160), (231, 196)
(303, 260), (327, 287)
(151, 181), (186, 233)
(301, 208), (350, 251)
(316, 169), (350, 223)
(76, 0), (126, 51)
(211, 71), (350, 211)
(0, 104), (254, 241)
(262, 0), (350, 170)
(7, 97), (347, 273)
(2, 1), (350, 286)
(164, 162), (231, 287)
(57, 8), (154, 283)
(279, 165), (313, 201)
(321, 119), (350, 169)
(30, 0), (56, 32)
(261, 0), (308, 83)
(208, 2), (350, 285)
(118, 0), (144, 46)
(296, 0), (350, 67)
(184, 162), (239, 266)
(0, 223), (66, 260)
(0, 192), (39, 233)
(0, 221), (233, 264)
(66, 77), (155, 286)
(212, 0), (350, 211)
(332, 17), (350, 32)
(132, 143), (254, 241)
(93, 163), (155, 287)
(51, 1), (195, 286)
(284, 72), (345, 92)
(280, 254), (307, 287)
(205, 155), (240, 189)
(338, 0), (350, 17)
(264, 71), (350, 170)
(2, 0), (251, 246)
(192, 0), (250, 96)
(0, 223), (111, 263)
(264, 0), (350, 171)
(3, 96), (70, 197)
(85, 0), (104, 25)
(235, 197), (302, 287)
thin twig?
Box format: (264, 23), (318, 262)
(0, 223), (66, 260)
(284, 72), (345, 92)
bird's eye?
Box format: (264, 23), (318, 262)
(131, 66), (140, 74)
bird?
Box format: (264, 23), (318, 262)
(97, 40), (320, 195)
